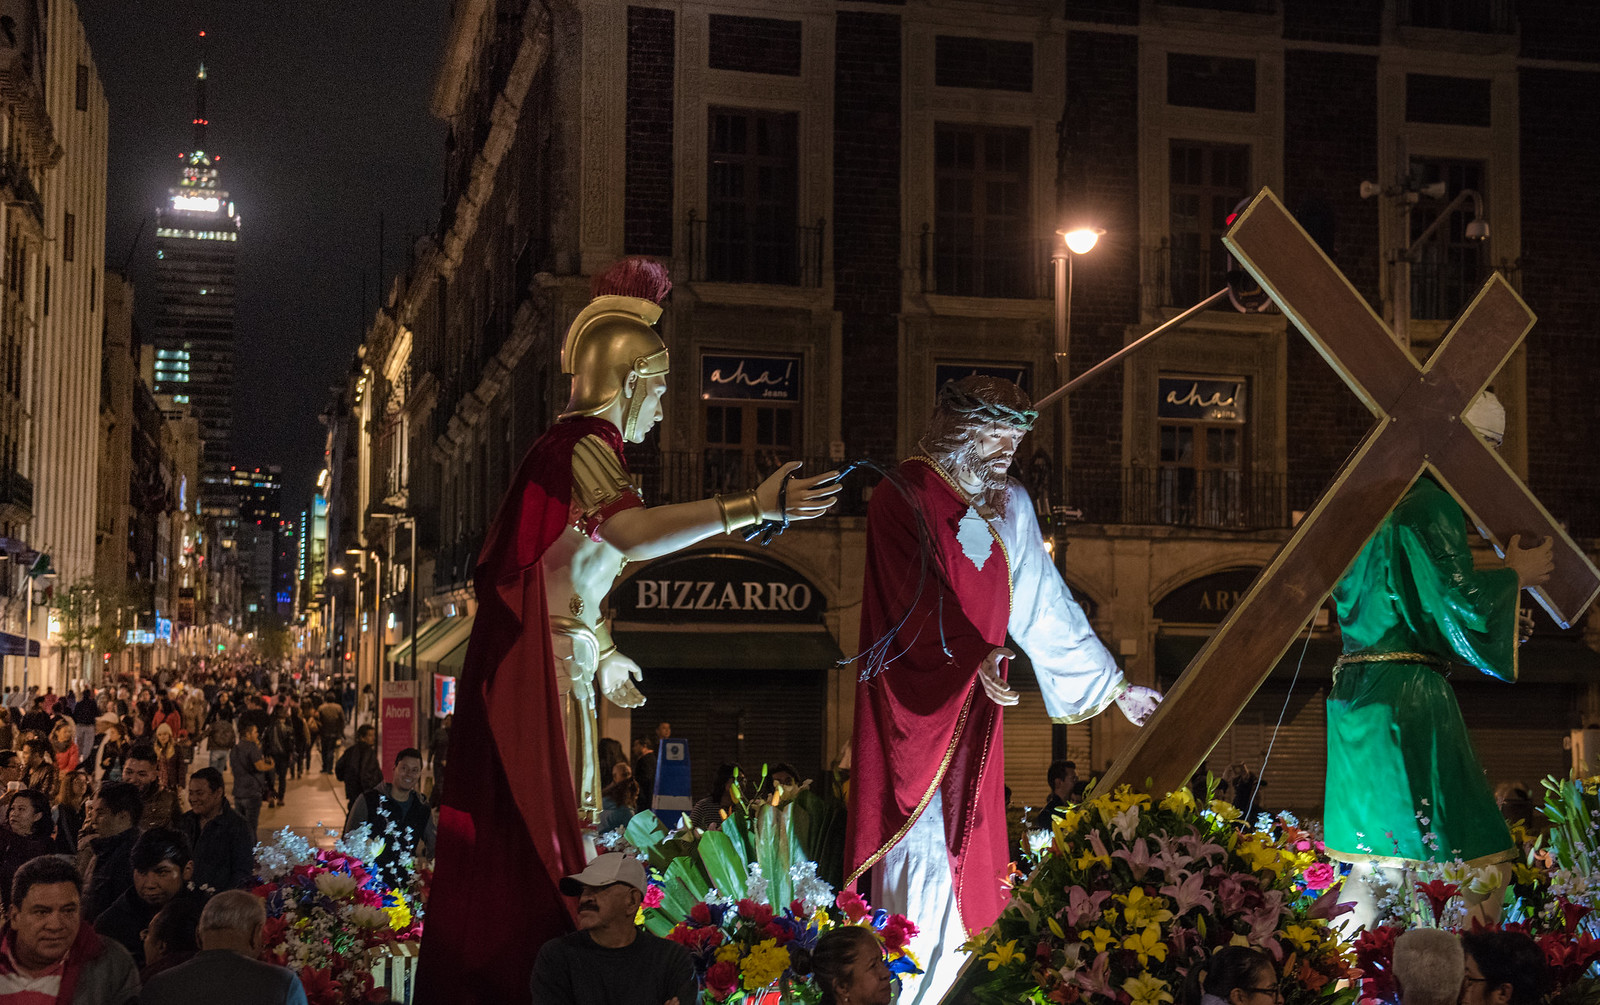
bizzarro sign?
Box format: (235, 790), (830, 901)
(614, 551), (825, 624)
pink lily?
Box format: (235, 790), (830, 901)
(1305, 881), (1356, 921)
(1113, 838), (1156, 880)
(1159, 871), (1215, 916)
(1150, 834), (1196, 880)
(1072, 951), (1117, 999)
(1063, 886), (1112, 928)
(1178, 833), (1228, 862)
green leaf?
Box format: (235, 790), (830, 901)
(641, 907), (676, 937)
(659, 857), (710, 919)
(698, 830), (748, 899)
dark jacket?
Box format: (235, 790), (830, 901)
(177, 802), (256, 893)
(140, 786), (182, 832)
(83, 825), (140, 920)
(73, 696), (101, 725)
(344, 784), (434, 888)
(0, 826), (56, 907)
(334, 740), (382, 801)
(97, 886), (205, 968)
(138, 948), (307, 1005)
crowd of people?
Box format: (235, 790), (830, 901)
(0, 660), (422, 1004)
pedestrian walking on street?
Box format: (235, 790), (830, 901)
(178, 768), (255, 894)
(316, 693), (346, 773)
(334, 725), (382, 804)
(52, 768), (91, 856)
(73, 687), (100, 762)
(205, 714), (236, 775)
(229, 723), (273, 839)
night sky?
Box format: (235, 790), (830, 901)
(78, 2), (447, 512)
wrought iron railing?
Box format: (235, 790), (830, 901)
(916, 225), (1052, 299)
(684, 212), (825, 287)
(1144, 241), (1231, 312)
(1065, 466), (1289, 531)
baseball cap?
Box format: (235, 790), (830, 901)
(559, 853), (648, 896)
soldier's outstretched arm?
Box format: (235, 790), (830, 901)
(596, 461), (840, 561)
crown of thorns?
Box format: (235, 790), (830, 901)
(937, 381), (1038, 431)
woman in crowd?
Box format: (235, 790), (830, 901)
(152, 696), (185, 740)
(49, 718), (80, 774)
(789, 926), (894, 1005)
(1181, 945), (1282, 1005)
(20, 737), (56, 798)
(691, 762), (741, 831)
(0, 788), (57, 907)
(98, 722), (129, 783)
(598, 738), (627, 788)
(126, 713), (151, 746)
(152, 721), (183, 790)
(597, 777), (639, 834)
(1461, 930), (1547, 1005)
(52, 768), (90, 854)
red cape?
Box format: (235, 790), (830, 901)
(844, 458), (1014, 934)
(417, 416), (628, 1004)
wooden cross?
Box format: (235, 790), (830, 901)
(1100, 188), (1600, 799)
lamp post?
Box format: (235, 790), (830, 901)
(368, 507), (417, 685)
(343, 547), (383, 698)
(1051, 227), (1103, 501)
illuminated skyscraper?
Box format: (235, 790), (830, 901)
(151, 44), (240, 505)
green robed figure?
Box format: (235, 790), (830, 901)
(1324, 391), (1553, 929)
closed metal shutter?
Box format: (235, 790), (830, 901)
(1456, 681), (1575, 795)
(636, 667), (827, 804)
(1003, 659), (1093, 814)
(1204, 683), (1327, 819)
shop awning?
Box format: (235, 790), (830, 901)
(0, 632), (40, 658)
(612, 626), (844, 671)
(438, 637), (471, 674)
(1154, 632), (1600, 686)
(418, 615), (475, 669)
(388, 618), (449, 665)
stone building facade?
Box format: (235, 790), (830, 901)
(330, 0), (1600, 816)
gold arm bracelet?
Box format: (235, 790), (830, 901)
(597, 644), (618, 660)
(716, 490), (763, 534)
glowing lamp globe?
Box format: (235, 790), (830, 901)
(1063, 228), (1101, 255)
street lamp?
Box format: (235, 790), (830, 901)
(343, 547), (384, 699)
(1052, 227), (1104, 497)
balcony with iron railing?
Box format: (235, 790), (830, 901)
(1398, 0), (1514, 32)
(1143, 241), (1234, 313)
(1063, 466), (1295, 532)
(683, 212), (825, 287)
(915, 225), (1052, 299)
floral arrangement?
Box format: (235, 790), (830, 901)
(1350, 775), (1600, 1005)
(607, 774), (919, 1004)
(252, 825), (430, 1005)
(964, 783), (1359, 1005)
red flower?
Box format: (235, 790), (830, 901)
(1415, 879), (1460, 923)
(643, 885), (664, 909)
(705, 960), (740, 999)
(1557, 897), (1592, 933)
(1353, 924), (1400, 1002)
(762, 921), (791, 946)
(789, 899), (806, 918)
(297, 966), (345, 1005)
(836, 890), (870, 922)
(879, 915), (918, 953)
(1302, 862), (1337, 892)
(251, 883), (278, 899)
(689, 902), (713, 926)
(737, 899), (774, 925)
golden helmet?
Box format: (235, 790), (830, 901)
(560, 295), (671, 437)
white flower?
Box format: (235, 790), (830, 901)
(788, 860), (835, 914)
(745, 862), (769, 904)
(314, 872), (359, 899)
(350, 904), (390, 928)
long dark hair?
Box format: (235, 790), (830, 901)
(1460, 930), (1547, 1005)
(1181, 946), (1273, 1005)
(789, 926), (881, 1005)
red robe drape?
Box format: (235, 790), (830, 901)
(844, 458), (1014, 934)
(417, 416), (634, 1004)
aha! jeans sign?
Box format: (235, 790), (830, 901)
(615, 550), (825, 624)
(700, 353), (801, 402)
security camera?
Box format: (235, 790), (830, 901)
(1465, 218), (1490, 240)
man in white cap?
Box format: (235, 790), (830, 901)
(530, 853), (695, 1005)
(1323, 390), (1553, 930)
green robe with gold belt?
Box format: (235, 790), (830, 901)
(1323, 475), (1518, 868)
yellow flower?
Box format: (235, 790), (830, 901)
(386, 903), (412, 931)
(715, 943), (743, 964)
(980, 939), (1026, 971)
(740, 939), (791, 990)
(1054, 807), (1085, 835)
(1208, 799), (1242, 822)
(1047, 916), (1065, 939)
(1075, 848), (1111, 872)
(1512, 862), (1543, 886)
(1235, 836), (1285, 875)
(1124, 972), (1175, 1005)
(1159, 788), (1196, 815)
(1123, 925), (1169, 968)
(1280, 924), (1318, 951)
(1121, 888), (1175, 928)
(1230, 933), (1252, 948)
(1081, 927), (1117, 954)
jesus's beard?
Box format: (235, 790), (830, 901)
(945, 441), (1013, 516)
